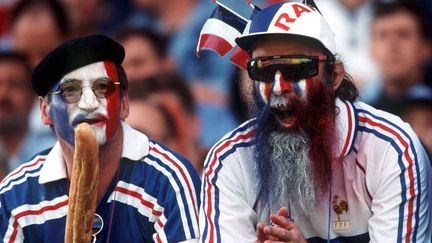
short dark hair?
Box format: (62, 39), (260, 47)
(10, 0), (69, 36)
(373, 1), (430, 40)
(0, 51), (31, 75)
(128, 73), (195, 115)
(324, 56), (359, 102)
(113, 27), (168, 58)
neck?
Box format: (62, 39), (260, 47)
(61, 128), (123, 202)
(156, 0), (196, 32)
(383, 71), (422, 98)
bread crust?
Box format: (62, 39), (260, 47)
(65, 123), (99, 243)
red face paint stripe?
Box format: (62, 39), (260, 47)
(103, 61), (121, 140)
(279, 77), (293, 93)
(204, 130), (254, 242)
(264, 83), (271, 101)
(103, 61), (119, 82)
(358, 116), (415, 242)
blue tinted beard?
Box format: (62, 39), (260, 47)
(252, 104), (278, 205)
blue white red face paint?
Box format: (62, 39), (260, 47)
(48, 61), (121, 146)
(255, 70), (317, 129)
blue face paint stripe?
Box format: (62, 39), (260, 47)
(49, 82), (75, 145)
(293, 81), (302, 96)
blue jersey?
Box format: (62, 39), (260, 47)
(0, 123), (201, 243)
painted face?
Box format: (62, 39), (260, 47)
(251, 38), (329, 129)
(48, 61), (121, 146)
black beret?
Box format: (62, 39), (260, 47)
(32, 34), (125, 96)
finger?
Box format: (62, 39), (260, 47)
(263, 225), (293, 240)
(270, 213), (294, 230)
(277, 207), (289, 219)
(256, 223), (267, 242)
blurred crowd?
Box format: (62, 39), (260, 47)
(0, 0), (430, 179)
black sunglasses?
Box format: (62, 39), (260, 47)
(247, 55), (330, 82)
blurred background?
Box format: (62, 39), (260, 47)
(0, 0), (430, 179)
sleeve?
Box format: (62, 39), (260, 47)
(152, 153), (201, 243)
(0, 192), (23, 242)
(0, 193), (9, 240)
(367, 131), (432, 242)
(199, 150), (258, 243)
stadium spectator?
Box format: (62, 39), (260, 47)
(130, 0), (238, 149)
(199, 2), (431, 242)
(114, 27), (173, 83)
(401, 84), (432, 159)
(368, 1), (431, 115)
(9, 0), (68, 68)
(318, 0), (378, 95)
(0, 51), (54, 172)
(127, 73), (206, 175)
(0, 35), (200, 242)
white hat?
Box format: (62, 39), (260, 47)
(235, 2), (336, 54)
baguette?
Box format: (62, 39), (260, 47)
(65, 123), (99, 243)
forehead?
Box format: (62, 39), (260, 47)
(372, 11), (419, 32)
(61, 61), (108, 82)
(251, 36), (325, 58)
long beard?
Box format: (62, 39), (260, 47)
(269, 131), (315, 217)
(253, 80), (337, 219)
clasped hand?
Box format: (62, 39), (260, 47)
(255, 207), (307, 243)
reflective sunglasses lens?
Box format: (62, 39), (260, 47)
(247, 57), (318, 82)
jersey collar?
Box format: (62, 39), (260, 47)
(335, 98), (357, 158)
(39, 122), (150, 184)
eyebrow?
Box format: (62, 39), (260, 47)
(61, 78), (81, 84)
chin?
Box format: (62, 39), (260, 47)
(92, 127), (107, 145)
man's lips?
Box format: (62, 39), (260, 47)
(72, 114), (107, 128)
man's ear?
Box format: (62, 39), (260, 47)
(333, 61), (345, 91)
(39, 96), (53, 125)
(120, 93), (129, 120)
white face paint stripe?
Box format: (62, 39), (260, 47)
(257, 81), (269, 104)
(273, 71), (282, 95)
(297, 79), (307, 98)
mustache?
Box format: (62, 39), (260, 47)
(71, 113), (107, 127)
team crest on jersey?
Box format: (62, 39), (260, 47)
(331, 195), (350, 231)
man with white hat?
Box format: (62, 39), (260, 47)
(199, 1), (431, 242)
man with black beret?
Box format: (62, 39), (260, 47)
(0, 35), (200, 242)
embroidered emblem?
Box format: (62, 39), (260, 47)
(332, 195), (350, 231)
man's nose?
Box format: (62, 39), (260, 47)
(77, 87), (99, 112)
(272, 70), (293, 95)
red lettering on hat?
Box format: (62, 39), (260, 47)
(274, 13), (295, 31)
(292, 3), (311, 18)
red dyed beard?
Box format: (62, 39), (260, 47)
(273, 80), (338, 196)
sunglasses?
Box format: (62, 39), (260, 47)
(50, 78), (120, 104)
(247, 55), (329, 82)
